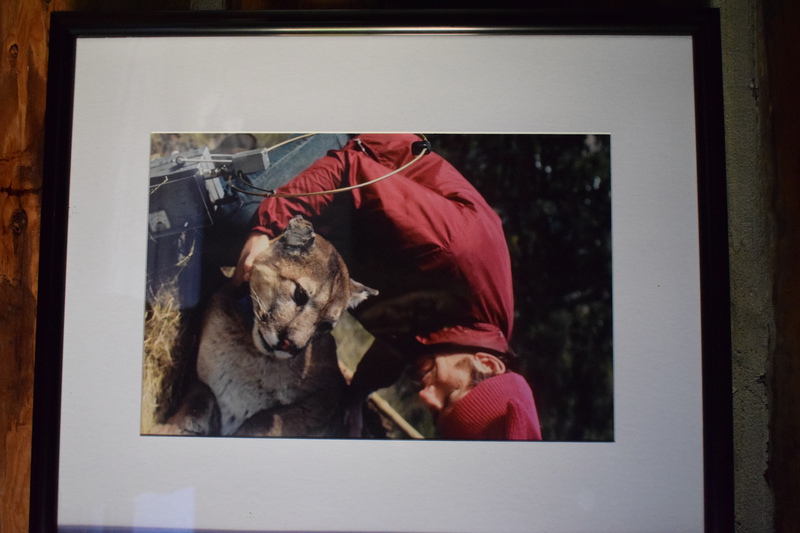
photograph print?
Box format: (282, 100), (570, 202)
(141, 132), (612, 442)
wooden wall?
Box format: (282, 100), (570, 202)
(1, 2), (53, 531)
(1, 0), (797, 531)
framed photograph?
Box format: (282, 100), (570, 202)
(32, 9), (732, 533)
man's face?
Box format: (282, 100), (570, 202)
(414, 352), (491, 418)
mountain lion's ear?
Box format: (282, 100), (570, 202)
(348, 280), (378, 309)
(279, 215), (315, 254)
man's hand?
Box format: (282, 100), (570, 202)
(233, 232), (270, 286)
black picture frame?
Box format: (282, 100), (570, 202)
(31, 9), (732, 533)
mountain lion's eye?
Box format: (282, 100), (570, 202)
(317, 321), (334, 334)
(293, 285), (309, 306)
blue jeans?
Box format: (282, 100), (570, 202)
(212, 133), (352, 230)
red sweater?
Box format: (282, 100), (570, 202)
(253, 134), (514, 354)
(439, 372), (542, 440)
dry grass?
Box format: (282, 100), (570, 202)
(141, 279), (192, 433)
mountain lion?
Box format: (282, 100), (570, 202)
(159, 216), (376, 437)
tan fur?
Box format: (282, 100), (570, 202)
(164, 216), (376, 437)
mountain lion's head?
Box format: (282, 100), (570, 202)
(248, 216), (376, 359)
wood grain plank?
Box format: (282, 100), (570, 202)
(0, 1), (60, 531)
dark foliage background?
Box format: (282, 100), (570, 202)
(429, 134), (613, 442)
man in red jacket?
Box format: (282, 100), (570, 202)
(234, 134), (541, 440)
